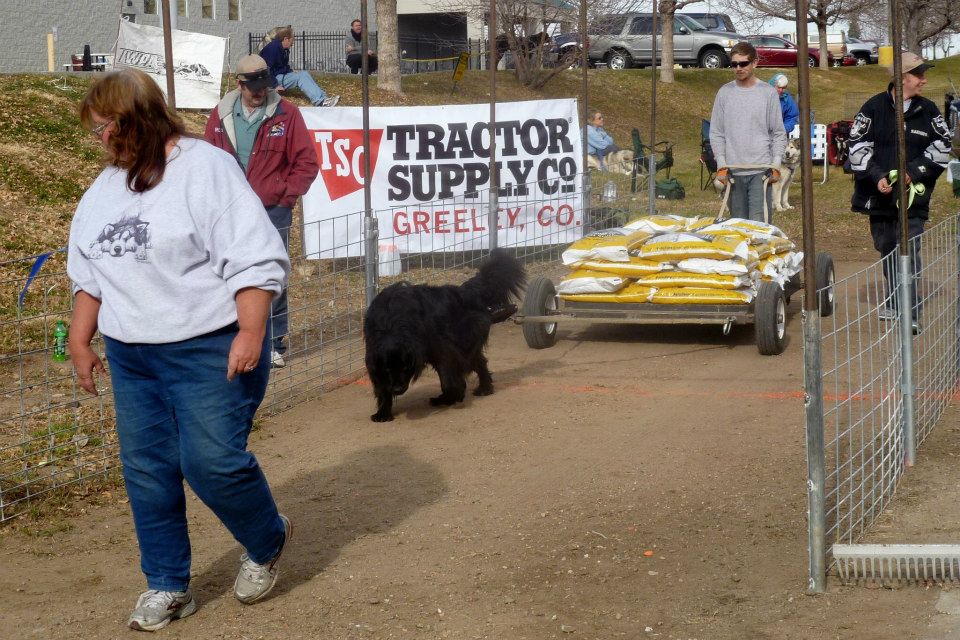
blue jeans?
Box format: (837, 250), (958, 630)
(266, 205), (291, 353)
(105, 325), (284, 592)
(870, 215), (925, 320)
(729, 172), (773, 223)
(276, 71), (326, 105)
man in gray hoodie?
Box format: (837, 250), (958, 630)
(710, 41), (787, 222)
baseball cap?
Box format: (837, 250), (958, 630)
(896, 51), (933, 76)
(236, 54), (273, 91)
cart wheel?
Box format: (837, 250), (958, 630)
(755, 281), (786, 356)
(522, 276), (558, 349)
(815, 252), (835, 317)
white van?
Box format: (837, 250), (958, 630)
(780, 32), (847, 60)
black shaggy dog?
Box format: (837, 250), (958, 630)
(364, 250), (526, 422)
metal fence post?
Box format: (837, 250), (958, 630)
(647, 153), (656, 216)
(899, 254), (916, 465)
(803, 310), (827, 593)
(361, 1), (378, 306)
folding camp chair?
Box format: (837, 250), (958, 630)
(699, 119), (718, 191)
(630, 128), (674, 193)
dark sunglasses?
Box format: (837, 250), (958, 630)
(730, 60), (752, 68)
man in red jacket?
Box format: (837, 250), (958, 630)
(205, 54), (319, 368)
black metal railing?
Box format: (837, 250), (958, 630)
(248, 31), (489, 75)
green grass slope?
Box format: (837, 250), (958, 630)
(1, 56), (958, 263)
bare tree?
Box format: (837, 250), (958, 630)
(729, 0), (873, 69)
(434, 0), (582, 89)
(376, 0), (402, 94)
(657, 0), (703, 83)
(900, 0), (959, 53)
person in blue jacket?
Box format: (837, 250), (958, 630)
(769, 73), (799, 134)
(586, 111), (620, 170)
(260, 26), (339, 107)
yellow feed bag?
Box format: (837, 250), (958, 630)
(624, 214), (697, 234)
(676, 257), (756, 276)
(635, 233), (751, 263)
(699, 218), (787, 239)
(556, 269), (626, 295)
(649, 287), (756, 305)
(637, 271), (754, 290)
(573, 256), (673, 277)
(562, 228), (651, 265)
(561, 283), (657, 303)
(754, 237), (797, 258)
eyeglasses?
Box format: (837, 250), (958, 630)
(730, 60), (752, 68)
(90, 120), (111, 137)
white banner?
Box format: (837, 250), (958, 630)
(300, 99), (583, 257)
(114, 20), (225, 110)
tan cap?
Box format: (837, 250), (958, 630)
(891, 51), (933, 76)
(236, 54), (273, 90)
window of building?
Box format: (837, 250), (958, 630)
(201, 0), (214, 19)
(177, 0), (187, 17)
(228, 0), (240, 21)
(144, 0), (157, 14)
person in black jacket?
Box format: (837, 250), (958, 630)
(849, 51), (952, 332)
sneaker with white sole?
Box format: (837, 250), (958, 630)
(234, 514), (292, 604)
(320, 95), (340, 107)
(877, 306), (898, 321)
(128, 589), (196, 631)
(271, 350), (285, 368)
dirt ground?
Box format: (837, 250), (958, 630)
(1, 261), (957, 640)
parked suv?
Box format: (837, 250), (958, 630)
(587, 13), (741, 70)
(679, 12), (737, 33)
(841, 37), (878, 65)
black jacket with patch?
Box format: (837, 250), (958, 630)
(848, 89), (951, 219)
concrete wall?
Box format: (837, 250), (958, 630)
(0, 1), (369, 73)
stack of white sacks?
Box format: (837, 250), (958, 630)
(557, 215), (803, 304)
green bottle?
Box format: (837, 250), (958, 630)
(53, 320), (68, 362)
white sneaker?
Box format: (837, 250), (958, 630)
(320, 95), (340, 107)
(271, 350), (285, 368)
(234, 514), (292, 604)
(128, 589), (196, 631)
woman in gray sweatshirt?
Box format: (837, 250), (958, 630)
(68, 68), (291, 632)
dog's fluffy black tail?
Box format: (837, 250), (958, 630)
(463, 249), (526, 312)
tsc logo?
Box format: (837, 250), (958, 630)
(313, 129), (384, 200)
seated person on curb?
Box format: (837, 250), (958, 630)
(345, 19), (378, 74)
(586, 111), (620, 170)
(260, 26), (340, 107)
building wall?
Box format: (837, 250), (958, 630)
(0, 1), (370, 73)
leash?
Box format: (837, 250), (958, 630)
(886, 170), (925, 209)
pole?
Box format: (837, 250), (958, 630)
(580, 0), (590, 231)
(160, 0), (176, 109)
(648, 3), (658, 216)
(488, 0), (499, 251)
(361, 0), (378, 306)
(888, 0), (916, 466)
(795, 0), (826, 595)
(169, 0), (177, 31)
(47, 33), (55, 72)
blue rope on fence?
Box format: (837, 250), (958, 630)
(18, 247), (66, 309)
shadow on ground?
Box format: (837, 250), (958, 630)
(191, 444), (448, 601)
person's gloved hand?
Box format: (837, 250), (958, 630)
(766, 168), (781, 183)
(716, 167), (729, 184)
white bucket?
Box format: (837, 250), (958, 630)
(378, 243), (402, 277)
